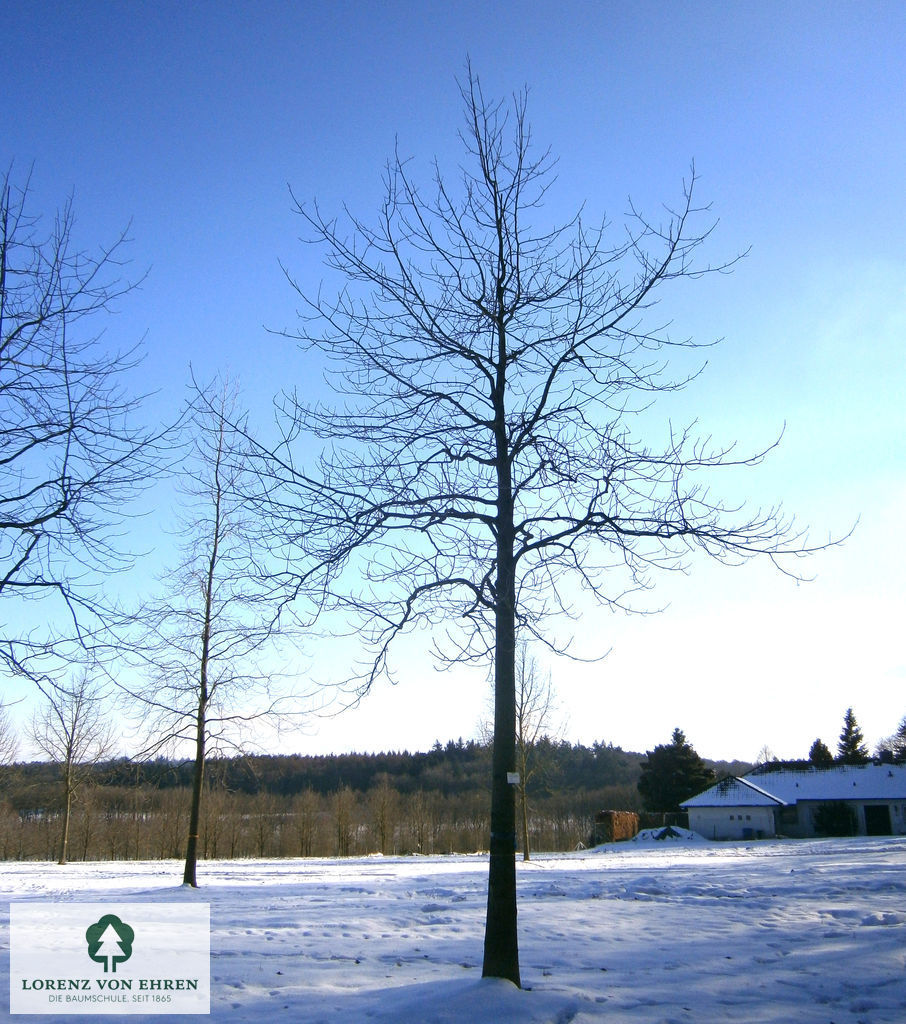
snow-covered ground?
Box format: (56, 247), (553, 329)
(3, 835), (906, 1022)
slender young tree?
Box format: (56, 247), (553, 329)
(1, 168), (160, 681)
(513, 642), (558, 861)
(0, 701), (17, 764)
(250, 71), (825, 984)
(30, 669), (114, 864)
(126, 377), (303, 887)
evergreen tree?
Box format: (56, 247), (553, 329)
(808, 738), (834, 765)
(895, 717), (906, 760)
(637, 728), (716, 813)
(836, 708), (870, 765)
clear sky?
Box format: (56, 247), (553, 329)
(3, 1), (905, 763)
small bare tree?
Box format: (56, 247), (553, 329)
(369, 777), (400, 855)
(876, 716), (906, 762)
(125, 376), (305, 886)
(513, 643), (558, 861)
(31, 670), (114, 864)
(754, 744), (777, 767)
(480, 642), (559, 861)
(1, 167), (161, 682)
(0, 702), (17, 764)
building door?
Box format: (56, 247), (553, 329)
(864, 805), (892, 836)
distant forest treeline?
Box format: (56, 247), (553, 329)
(0, 739), (751, 862)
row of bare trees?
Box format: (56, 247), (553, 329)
(3, 62), (835, 985)
(0, 782), (611, 863)
(7, 637), (561, 873)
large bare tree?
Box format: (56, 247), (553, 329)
(252, 71), (821, 984)
(0, 167), (160, 681)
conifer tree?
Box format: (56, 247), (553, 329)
(836, 708), (870, 765)
(894, 717), (906, 760)
(808, 738), (834, 765)
(638, 728), (716, 812)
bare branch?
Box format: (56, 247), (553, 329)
(1, 166), (166, 681)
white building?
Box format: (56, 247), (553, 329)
(681, 764), (906, 840)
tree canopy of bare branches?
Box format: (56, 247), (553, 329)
(252, 70), (824, 984)
(31, 669), (115, 864)
(0, 700), (17, 764)
(0, 167), (160, 681)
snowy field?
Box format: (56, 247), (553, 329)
(2, 835), (906, 1023)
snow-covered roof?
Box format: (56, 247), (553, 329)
(681, 764), (906, 808)
(682, 775), (787, 808)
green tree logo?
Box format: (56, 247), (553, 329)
(85, 914), (134, 973)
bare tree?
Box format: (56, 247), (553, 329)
(876, 716), (906, 762)
(334, 785), (356, 857)
(125, 376), (302, 887)
(0, 167), (160, 681)
(0, 701), (17, 763)
(292, 787), (321, 857)
(369, 777), (400, 855)
(251, 70), (826, 984)
(31, 669), (115, 864)
(480, 642), (559, 861)
(754, 744), (777, 767)
(513, 642), (558, 861)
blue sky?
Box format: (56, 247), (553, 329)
(3, 1), (905, 762)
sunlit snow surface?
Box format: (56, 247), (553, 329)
(3, 836), (906, 1022)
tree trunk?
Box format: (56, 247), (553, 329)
(482, 270), (521, 985)
(482, 525), (521, 984)
(185, 468), (218, 887)
(58, 769), (72, 865)
(183, 700), (206, 887)
(520, 781), (530, 862)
